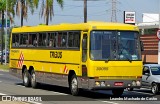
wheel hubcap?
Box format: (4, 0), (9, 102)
(152, 86), (156, 93)
(31, 73), (36, 83)
(71, 78), (77, 91)
(24, 73), (28, 83)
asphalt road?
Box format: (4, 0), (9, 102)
(0, 70), (160, 104)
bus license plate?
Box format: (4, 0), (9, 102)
(114, 82), (123, 86)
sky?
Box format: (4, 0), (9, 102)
(13, 0), (159, 26)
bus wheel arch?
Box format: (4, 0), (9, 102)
(22, 65), (30, 87)
(22, 65), (27, 75)
(68, 70), (79, 96)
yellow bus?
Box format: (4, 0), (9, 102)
(9, 21), (143, 96)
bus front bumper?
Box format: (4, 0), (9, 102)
(79, 78), (141, 90)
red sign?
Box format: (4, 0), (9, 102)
(114, 82), (123, 86)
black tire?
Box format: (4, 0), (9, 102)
(22, 69), (30, 87)
(69, 74), (79, 96)
(151, 83), (159, 95)
(112, 89), (124, 97)
(31, 70), (37, 88)
(127, 88), (133, 91)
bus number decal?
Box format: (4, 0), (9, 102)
(50, 51), (62, 58)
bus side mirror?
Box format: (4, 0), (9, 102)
(140, 41), (144, 51)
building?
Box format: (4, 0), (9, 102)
(137, 13), (159, 64)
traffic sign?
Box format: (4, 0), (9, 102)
(0, 19), (10, 27)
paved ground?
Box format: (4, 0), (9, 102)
(0, 70), (160, 104)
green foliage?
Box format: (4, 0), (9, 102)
(40, 0), (64, 25)
(15, 0), (39, 26)
(0, 64), (9, 70)
(0, 0), (6, 11)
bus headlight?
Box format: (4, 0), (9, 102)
(95, 81), (100, 86)
(132, 81), (136, 86)
(95, 81), (106, 87)
(100, 81), (105, 87)
(136, 80), (141, 86)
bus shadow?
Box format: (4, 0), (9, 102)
(15, 83), (112, 99)
(15, 83), (155, 100)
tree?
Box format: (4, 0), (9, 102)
(40, 0), (64, 25)
(0, 0), (16, 64)
(16, 0), (39, 26)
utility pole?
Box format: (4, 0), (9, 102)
(1, 10), (4, 65)
(75, 0), (104, 23)
(111, 0), (117, 22)
(5, 0), (8, 65)
(84, 0), (87, 23)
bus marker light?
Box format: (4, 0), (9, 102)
(100, 81), (105, 86)
(132, 81), (136, 86)
(107, 84), (110, 87)
(95, 81), (100, 86)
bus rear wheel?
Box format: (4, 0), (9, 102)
(31, 70), (37, 88)
(69, 74), (79, 96)
(23, 69), (30, 87)
(112, 89), (124, 96)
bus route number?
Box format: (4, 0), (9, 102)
(50, 51), (62, 58)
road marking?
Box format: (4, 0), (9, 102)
(0, 93), (7, 95)
(131, 91), (153, 95)
(0, 81), (2, 82)
(101, 101), (119, 104)
(52, 91), (68, 95)
(0, 74), (3, 75)
(16, 85), (25, 87)
(27, 101), (42, 104)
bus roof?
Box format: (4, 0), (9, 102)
(12, 21), (139, 33)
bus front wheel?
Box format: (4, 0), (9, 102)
(112, 89), (124, 96)
(23, 69), (30, 87)
(31, 70), (37, 88)
(69, 74), (79, 96)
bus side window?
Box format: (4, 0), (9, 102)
(48, 32), (56, 47)
(62, 32), (67, 47)
(38, 33), (47, 46)
(82, 34), (87, 62)
(16, 34), (20, 47)
(12, 34), (20, 47)
(33, 38), (37, 46)
(68, 32), (80, 48)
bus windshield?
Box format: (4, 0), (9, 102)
(90, 31), (141, 61)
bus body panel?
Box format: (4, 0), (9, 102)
(87, 61), (142, 77)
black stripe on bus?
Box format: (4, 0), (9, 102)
(10, 59), (80, 65)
